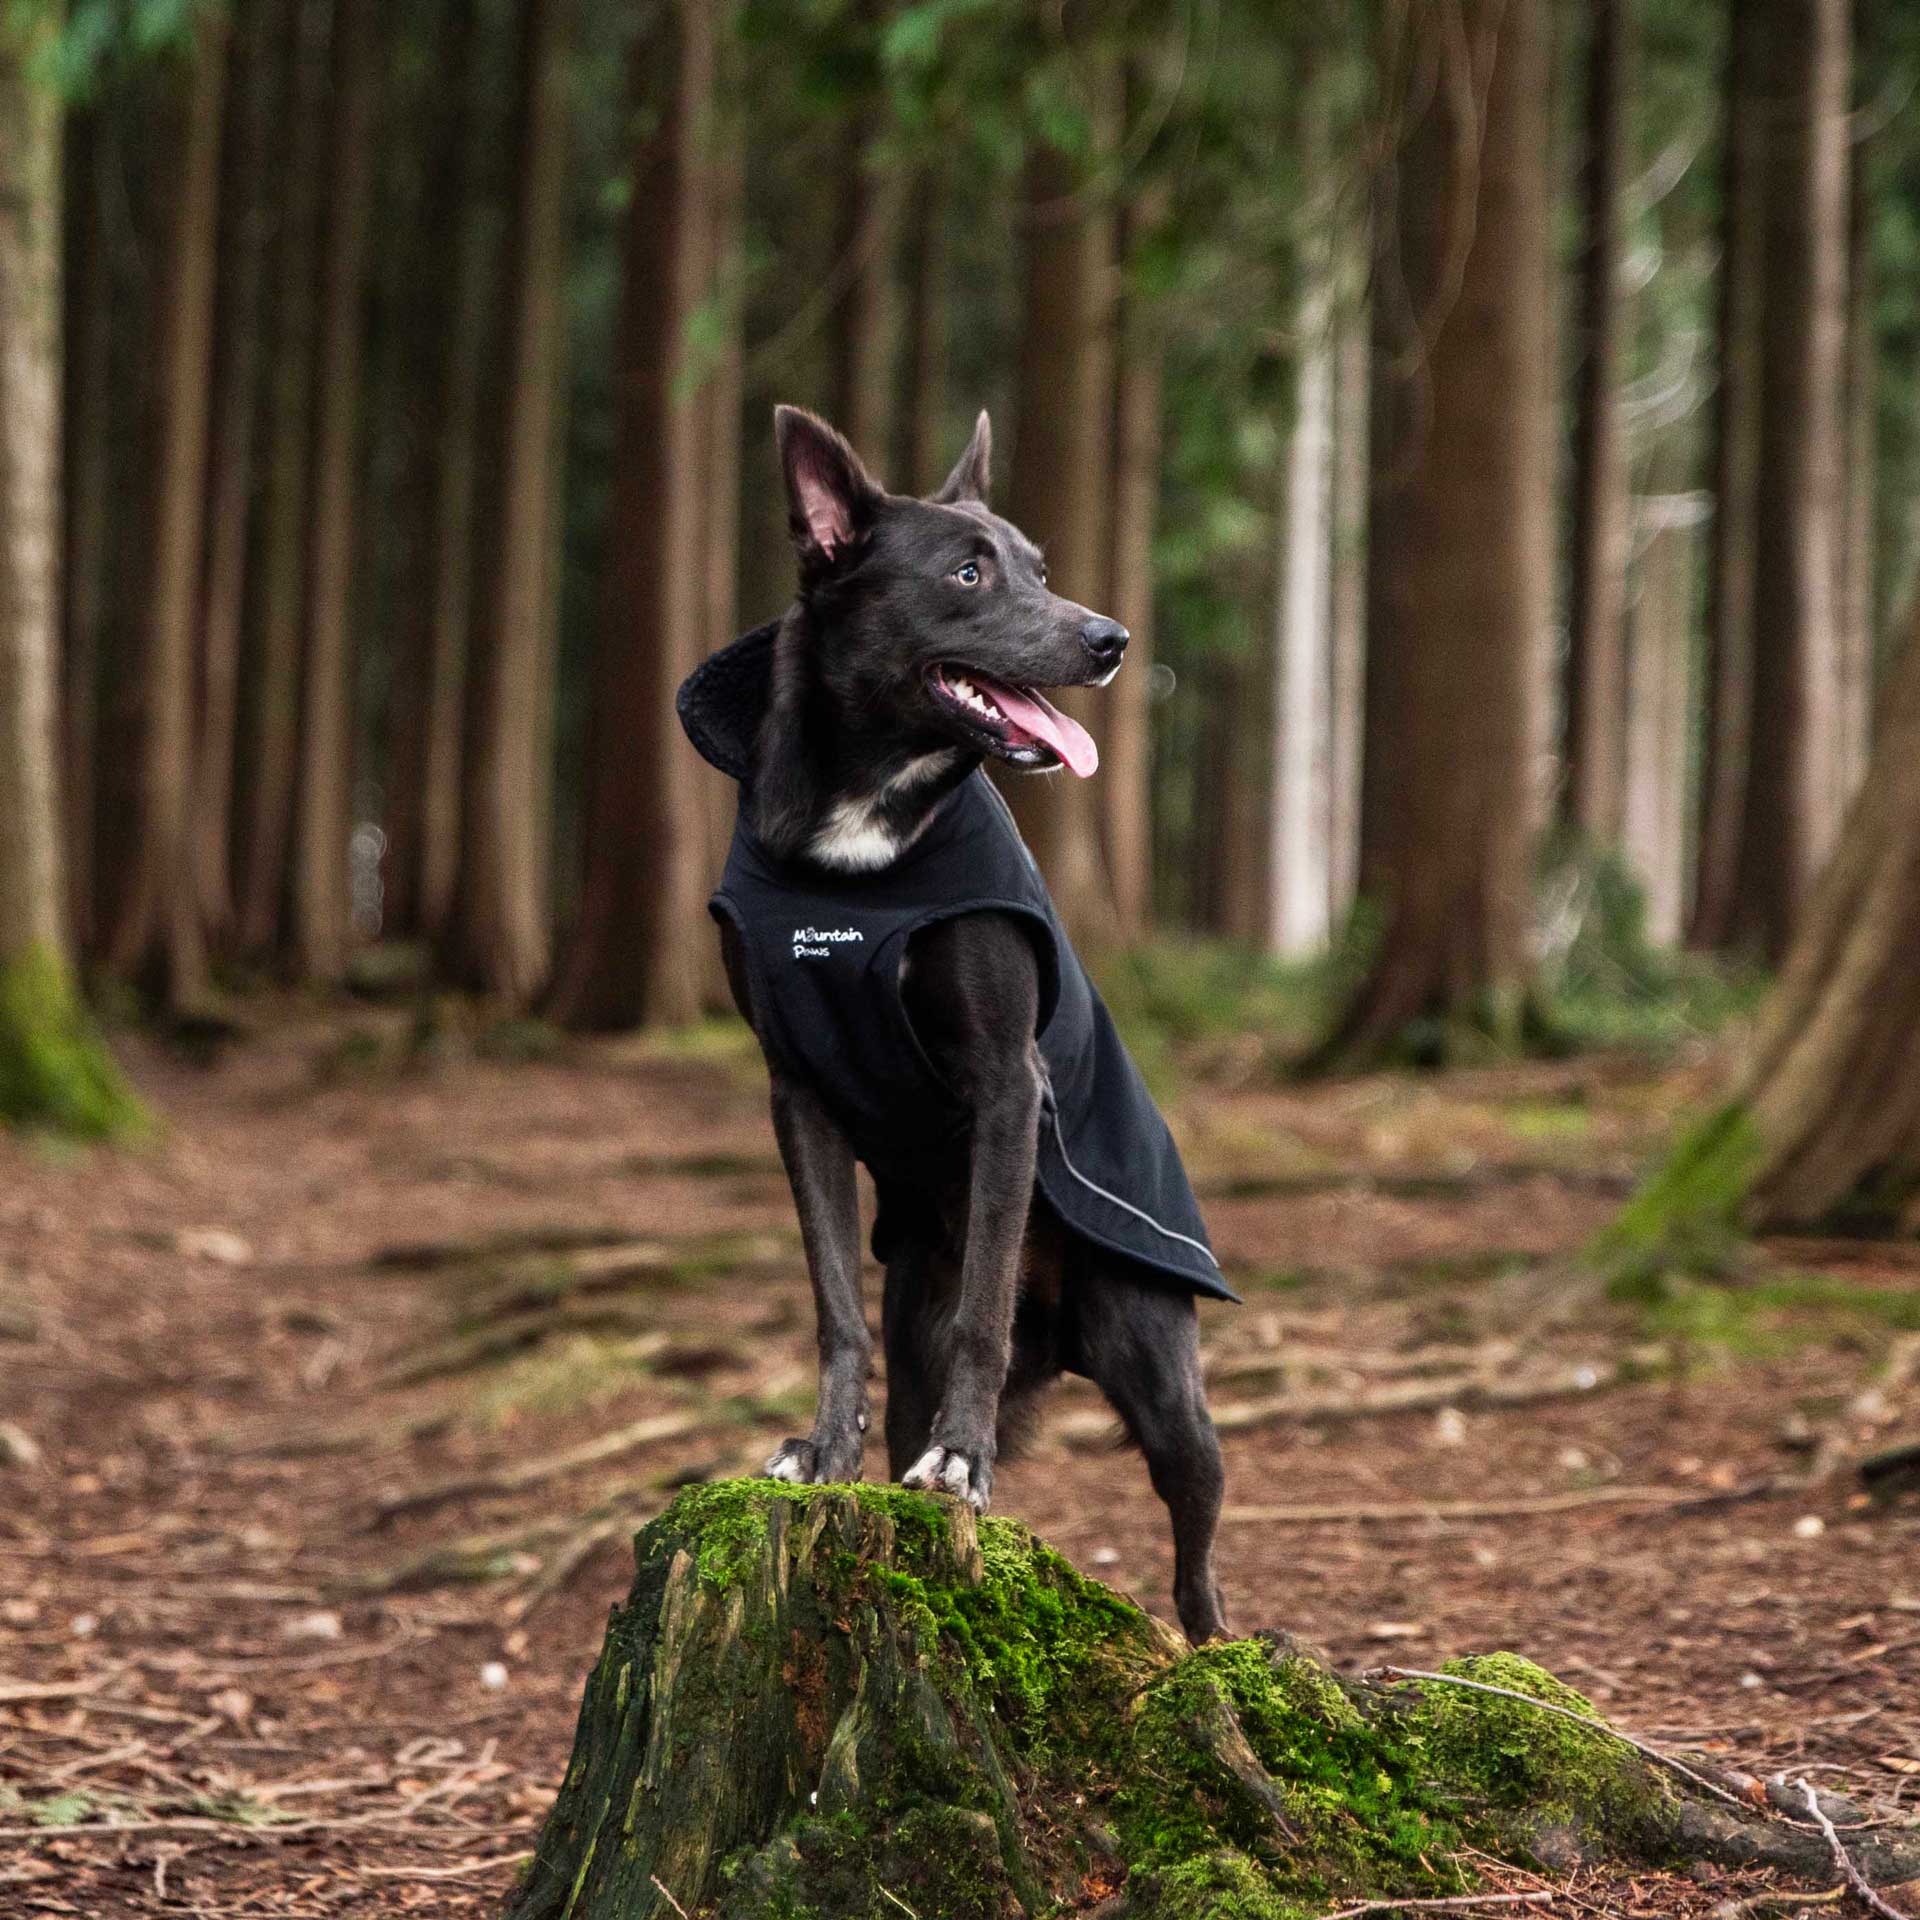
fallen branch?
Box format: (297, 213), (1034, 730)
(372, 1410), (702, 1522)
(1223, 1481), (1775, 1528)
(1797, 1778), (1915, 1920)
(1369, 1666), (1751, 1814)
(1057, 1359), (1644, 1446)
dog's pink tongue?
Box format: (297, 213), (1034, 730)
(986, 680), (1099, 777)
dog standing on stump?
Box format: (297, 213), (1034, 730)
(676, 406), (1233, 1643)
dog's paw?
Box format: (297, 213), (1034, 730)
(901, 1444), (993, 1511)
(763, 1432), (864, 1485)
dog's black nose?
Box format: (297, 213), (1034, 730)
(1080, 617), (1129, 671)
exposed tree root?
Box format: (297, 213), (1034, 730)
(508, 1483), (1920, 1920)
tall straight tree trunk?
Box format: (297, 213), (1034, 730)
(384, 0), (490, 944)
(698, 37), (745, 1010)
(292, 0), (379, 985)
(1563, 0), (1633, 847)
(1327, 285), (1370, 928)
(447, 0), (571, 1001)
(1726, 0), (1850, 963)
(1689, 0), (1764, 951)
(1004, 102), (1117, 952)
(60, 110), (110, 958)
(1836, 74), (1877, 802)
(1270, 63), (1336, 959)
(551, 0), (716, 1030)
(894, 163), (948, 495)
(1621, 504), (1694, 944)
(0, 8), (139, 1135)
(239, 0), (331, 958)
(1101, 165), (1165, 945)
(193, 0), (279, 950)
(825, 2), (895, 464)
(1327, 0), (1551, 1068)
(106, 10), (228, 1003)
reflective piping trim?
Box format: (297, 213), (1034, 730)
(1046, 1107), (1221, 1270)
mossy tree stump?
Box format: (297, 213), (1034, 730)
(509, 1484), (1919, 1920)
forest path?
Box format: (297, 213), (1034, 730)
(1, 1011), (1916, 1917)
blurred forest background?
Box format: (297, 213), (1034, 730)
(3, 0), (1920, 1186)
(12, 9), (1920, 1911)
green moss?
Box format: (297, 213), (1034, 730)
(1592, 1103), (1765, 1299)
(0, 945), (147, 1140)
(1399, 1655), (1676, 1853)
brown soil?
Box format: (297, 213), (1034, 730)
(2, 1009), (1916, 1918)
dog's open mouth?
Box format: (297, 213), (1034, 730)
(929, 665), (1099, 777)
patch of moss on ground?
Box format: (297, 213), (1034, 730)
(1644, 1270), (1920, 1361)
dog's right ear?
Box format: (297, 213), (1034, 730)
(932, 410), (991, 506)
(775, 405), (881, 568)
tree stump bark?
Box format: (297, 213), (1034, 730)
(507, 1484), (1920, 1920)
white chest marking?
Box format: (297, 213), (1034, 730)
(807, 751), (960, 873)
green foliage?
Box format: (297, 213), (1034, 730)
(0, 944), (147, 1141)
(14, 0), (213, 97)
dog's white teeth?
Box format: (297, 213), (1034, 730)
(946, 674), (1001, 720)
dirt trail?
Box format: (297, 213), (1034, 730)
(2, 1015), (1916, 1916)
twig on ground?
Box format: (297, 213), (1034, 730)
(1797, 1778), (1916, 1920)
(1369, 1667), (1752, 1813)
(1313, 1892), (1558, 1920)
(0, 1672), (117, 1705)
(1223, 1481), (1775, 1527)
(357, 1850), (534, 1879)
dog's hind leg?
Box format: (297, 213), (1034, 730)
(1074, 1270), (1228, 1645)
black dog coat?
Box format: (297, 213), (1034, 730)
(678, 623), (1236, 1303)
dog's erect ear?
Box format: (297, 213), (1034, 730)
(775, 405), (881, 565)
(932, 410), (991, 506)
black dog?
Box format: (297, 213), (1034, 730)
(676, 406), (1230, 1643)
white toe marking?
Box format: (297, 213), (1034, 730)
(939, 1454), (971, 1496)
(903, 1447), (944, 1489)
(767, 1452), (806, 1482)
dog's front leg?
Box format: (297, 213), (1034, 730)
(901, 1044), (1039, 1511)
(764, 1071), (870, 1485)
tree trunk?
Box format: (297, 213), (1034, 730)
(1725, 0), (1850, 964)
(1836, 70), (1877, 805)
(239, 0), (331, 959)
(383, 0), (491, 945)
(1327, 284), (1370, 931)
(698, 36), (746, 1011)
(1608, 605), (1920, 1256)
(0, 9), (140, 1136)
(446, 0), (570, 1002)
(291, 0), (379, 986)
(510, 1483), (1920, 1920)
(1270, 65), (1336, 959)
(192, 0), (278, 951)
(1563, 0), (1633, 848)
(1689, 0), (1764, 952)
(1326, 0), (1552, 1068)
(825, 4), (896, 466)
(893, 162), (948, 496)
(60, 109), (110, 958)
(549, 0), (716, 1031)
(1003, 105), (1117, 954)
(1620, 506), (1693, 945)
(1100, 158), (1165, 946)
(105, 9), (228, 1004)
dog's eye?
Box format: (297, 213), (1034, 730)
(953, 562), (981, 587)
